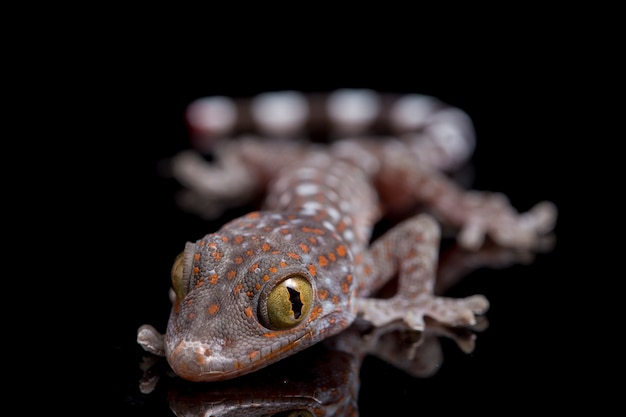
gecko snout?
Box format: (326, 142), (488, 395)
(166, 339), (230, 382)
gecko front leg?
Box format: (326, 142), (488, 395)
(356, 213), (489, 331)
(137, 324), (166, 357)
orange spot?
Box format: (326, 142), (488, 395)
(249, 262), (259, 272)
(364, 265), (372, 276)
(262, 243), (271, 252)
(195, 279), (204, 288)
(308, 237), (317, 244)
(279, 261), (288, 268)
(337, 220), (346, 232)
(246, 212), (260, 219)
(263, 332), (278, 338)
(227, 270), (236, 279)
(208, 242), (216, 248)
(287, 252), (300, 259)
(302, 226), (324, 235)
(308, 264), (317, 276)
(269, 266), (278, 274)
(332, 295), (339, 304)
(346, 274), (353, 283)
(188, 313), (196, 320)
(210, 274), (218, 285)
(354, 253), (363, 264)
(299, 243), (310, 253)
(208, 304), (220, 314)
(319, 289), (328, 300)
(249, 351), (259, 360)
(198, 241), (206, 246)
(336, 245), (347, 257)
(309, 305), (323, 320)
(245, 306), (253, 317)
(255, 283), (261, 290)
(318, 255), (329, 267)
(193, 266), (200, 275)
(194, 253), (201, 261)
(246, 249), (254, 256)
(271, 250), (281, 255)
(221, 236), (229, 242)
(246, 290), (254, 298)
(263, 274), (270, 281)
(328, 253), (336, 262)
(211, 251), (223, 261)
(234, 284), (243, 295)
(234, 235), (244, 244)
(280, 229), (290, 235)
(234, 257), (243, 264)
(341, 282), (349, 294)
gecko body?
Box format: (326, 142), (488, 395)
(138, 90), (557, 382)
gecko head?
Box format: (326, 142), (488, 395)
(163, 219), (357, 382)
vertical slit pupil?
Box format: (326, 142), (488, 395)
(286, 287), (303, 319)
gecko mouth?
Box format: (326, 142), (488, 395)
(166, 331), (319, 382)
(166, 310), (354, 382)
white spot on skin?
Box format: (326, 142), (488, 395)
(279, 192), (294, 207)
(326, 206), (341, 222)
(389, 94), (437, 131)
(327, 89), (380, 127)
(295, 183), (320, 196)
(327, 189), (340, 203)
(323, 221), (336, 231)
(251, 91), (309, 135)
(186, 96), (237, 134)
(300, 201), (323, 216)
(343, 229), (355, 242)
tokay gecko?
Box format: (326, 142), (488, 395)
(137, 89), (557, 382)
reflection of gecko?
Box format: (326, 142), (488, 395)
(138, 89), (557, 382)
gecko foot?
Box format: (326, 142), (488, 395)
(137, 324), (166, 357)
(459, 199), (558, 250)
(356, 293), (489, 331)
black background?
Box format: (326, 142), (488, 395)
(70, 40), (592, 415)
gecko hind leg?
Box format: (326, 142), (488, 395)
(356, 213), (489, 331)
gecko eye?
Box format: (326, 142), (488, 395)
(171, 242), (195, 300)
(262, 275), (313, 330)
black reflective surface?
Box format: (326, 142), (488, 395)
(94, 75), (575, 415)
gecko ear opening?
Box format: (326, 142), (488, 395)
(171, 242), (195, 300)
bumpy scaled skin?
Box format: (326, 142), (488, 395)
(137, 89), (557, 382)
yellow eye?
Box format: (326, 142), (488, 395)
(170, 242), (196, 300)
(265, 275), (313, 329)
(171, 251), (187, 300)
